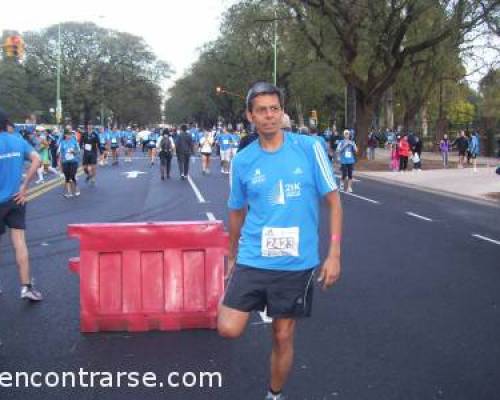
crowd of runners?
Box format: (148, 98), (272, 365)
(11, 118), (486, 202)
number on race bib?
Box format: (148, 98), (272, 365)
(261, 227), (300, 257)
(84, 144), (92, 151)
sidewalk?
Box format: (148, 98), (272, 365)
(356, 149), (500, 206)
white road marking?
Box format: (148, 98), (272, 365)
(187, 175), (206, 203)
(472, 234), (500, 246)
(206, 212), (216, 221)
(122, 171), (146, 179)
(406, 212), (433, 222)
(341, 192), (380, 204)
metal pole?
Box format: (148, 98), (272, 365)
(273, 8), (277, 86)
(56, 23), (62, 126)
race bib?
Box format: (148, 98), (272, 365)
(149, 140), (155, 145)
(84, 144), (92, 151)
(345, 151), (353, 159)
(111, 138), (117, 144)
(65, 152), (75, 161)
(261, 227), (299, 257)
(223, 140), (229, 145)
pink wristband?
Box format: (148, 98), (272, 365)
(331, 234), (341, 243)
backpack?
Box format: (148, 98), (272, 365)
(160, 136), (172, 153)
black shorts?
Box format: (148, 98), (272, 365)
(0, 200), (26, 235)
(341, 163), (354, 179)
(223, 265), (315, 319)
(62, 162), (78, 182)
(459, 150), (466, 157)
(126, 143), (134, 149)
(82, 152), (97, 165)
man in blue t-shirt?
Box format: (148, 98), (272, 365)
(0, 110), (43, 302)
(217, 128), (233, 174)
(218, 82), (343, 400)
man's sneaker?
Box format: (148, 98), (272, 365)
(74, 190), (81, 197)
(21, 285), (43, 301)
(63, 192), (73, 198)
(35, 179), (45, 185)
(347, 187), (353, 193)
(265, 392), (286, 400)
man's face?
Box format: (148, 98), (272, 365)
(246, 94), (283, 137)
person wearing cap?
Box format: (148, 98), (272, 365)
(337, 129), (358, 193)
(0, 109), (43, 301)
(218, 82), (343, 400)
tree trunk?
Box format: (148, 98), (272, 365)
(421, 104), (429, 138)
(355, 95), (375, 159)
(384, 88), (394, 130)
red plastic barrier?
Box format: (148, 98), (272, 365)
(68, 221), (228, 333)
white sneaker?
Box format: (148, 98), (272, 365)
(35, 179), (45, 184)
(74, 190), (81, 197)
(21, 285), (43, 301)
(63, 192), (73, 198)
(347, 187), (353, 193)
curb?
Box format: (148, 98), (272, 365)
(356, 172), (500, 209)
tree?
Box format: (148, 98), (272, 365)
(21, 22), (171, 126)
(284, 0), (500, 156)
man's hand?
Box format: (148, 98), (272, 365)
(225, 256), (236, 281)
(13, 183), (28, 206)
(317, 255), (341, 290)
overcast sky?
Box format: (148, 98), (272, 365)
(0, 0), (236, 90)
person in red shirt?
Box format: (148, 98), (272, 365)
(398, 134), (410, 172)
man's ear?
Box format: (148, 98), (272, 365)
(246, 110), (253, 124)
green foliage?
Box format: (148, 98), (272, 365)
(1, 22), (171, 126)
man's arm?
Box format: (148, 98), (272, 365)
(317, 190), (343, 290)
(227, 208), (247, 278)
(14, 151), (41, 205)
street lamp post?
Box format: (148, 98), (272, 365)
(273, 8), (278, 86)
(56, 23), (62, 126)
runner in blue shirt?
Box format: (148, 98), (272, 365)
(336, 129), (358, 193)
(230, 131), (240, 160)
(123, 129), (135, 162)
(98, 128), (109, 166)
(218, 82), (343, 400)
(109, 127), (121, 166)
(58, 129), (81, 197)
(0, 110), (43, 302)
(217, 128), (233, 174)
(147, 131), (160, 166)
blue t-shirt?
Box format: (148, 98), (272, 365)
(218, 133), (233, 151)
(228, 132), (338, 271)
(109, 131), (121, 146)
(338, 140), (356, 164)
(58, 138), (80, 163)
(0, 132), (35, 203)
(231, 134), (240, 149)
(98, 132), (109, 145)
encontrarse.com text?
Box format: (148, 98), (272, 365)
(0, 369), (222, 389)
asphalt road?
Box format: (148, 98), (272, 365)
(1, 150), (499, 400)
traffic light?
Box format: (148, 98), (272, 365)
(2, 35), (24, 60)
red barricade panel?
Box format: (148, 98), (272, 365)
(68, 221), (228, 332)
